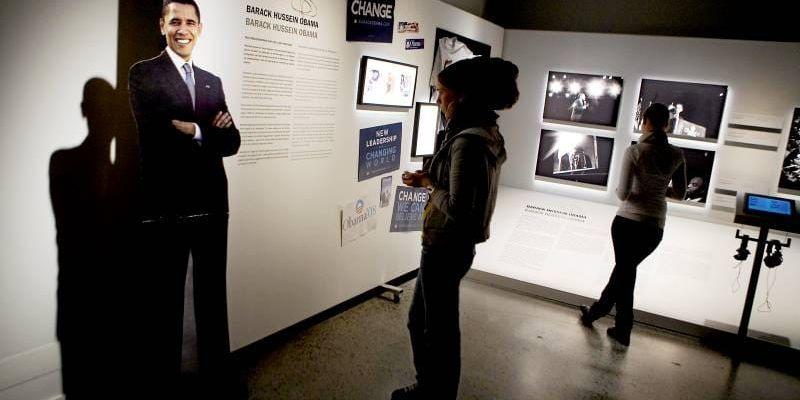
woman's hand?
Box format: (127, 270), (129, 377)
(402, 170), (432, 188)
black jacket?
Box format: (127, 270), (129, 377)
(128, 51), (240, 219)
(423, 112), (507, 247)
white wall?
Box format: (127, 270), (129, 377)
(0, 0), (118, 398)
(498, 30), (800, 220)
(476, 30), (800, 347)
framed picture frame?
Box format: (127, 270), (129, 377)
(357, 56), (418, 108)
(428, 28), (492, 102)
(411, 102), (440, 157)
(535, 129), (615, 188)
(543, 71), (623, 128)
(634, 79), (728, 143)
(630, 140), (716, 205)
(778, 107), (800, 196)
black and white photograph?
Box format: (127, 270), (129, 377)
(411, 102), (440, 157)
(428, 28), (491, 101)
(358, 56), (418, 108)
(635, 79), (728, 142)
(543, 71), (623, 127)
(630, 140), (716, 204)
(535, 129), (614, 187)
(778, 108), (800, 195)
(678, 147), (715, 203)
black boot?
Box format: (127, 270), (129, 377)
(578, 305), (595, 327)
(606, 327), (630, 346)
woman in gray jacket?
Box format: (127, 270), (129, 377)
(393, 57), (519, 400)
(580, 103), (687, 346)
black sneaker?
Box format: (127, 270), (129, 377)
(579, 305), (594, 327)
(606, 327), (630, 346)
(391, 383), (423, 400)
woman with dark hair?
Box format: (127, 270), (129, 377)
(579, 103), (687, 346)
(392, 57), (519, 400)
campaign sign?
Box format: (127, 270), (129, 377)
(358, 122), (402, 181)
(390, 186), (429, 232)
(347, 0), (395, 43)
(340, 195), (378, 246)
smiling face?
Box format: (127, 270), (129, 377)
(160, 3), (202, 61)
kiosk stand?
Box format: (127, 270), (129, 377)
(733, 193), (799, 342)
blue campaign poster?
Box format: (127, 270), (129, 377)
(346, 0), (395, 43)
(358, 122), (402, 181)
(390, 186), (429, 232)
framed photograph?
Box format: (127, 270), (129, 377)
(778, 108), (800, 196)
(357, 56), (418, 108)
(428, 28), (491, 101)
(630, 140), (716, 204)
(543, 71), (623, 127)
(635, 79), (728, 142)
(411, 102), (440, 157)
(535, 129), (615, 188)
(677, 147), (715, 204)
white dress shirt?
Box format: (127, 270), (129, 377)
(165, 46), (202, 142)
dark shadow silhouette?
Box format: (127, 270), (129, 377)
(49, 78), (140, 398)
(49, 2), (162, 398)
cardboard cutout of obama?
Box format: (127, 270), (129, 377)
(128, 0), (239, 390)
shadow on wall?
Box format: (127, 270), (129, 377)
(47, 1), (164, 398)
(49, 78), (141, 397)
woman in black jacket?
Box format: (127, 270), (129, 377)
(392, 57), (519, 400)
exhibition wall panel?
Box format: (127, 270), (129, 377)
(498, 30), (800, 222)
(194, 0), (503, 350)
(478, 31), (800, 348)
(473, 186), (800, 348)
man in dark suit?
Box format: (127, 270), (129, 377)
(128, 0), (240, 394)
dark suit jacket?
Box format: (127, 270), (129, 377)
(129, 51), (240, 218)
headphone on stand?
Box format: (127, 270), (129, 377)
(764, 240), (784, 268)
(734, 234), (750, 261)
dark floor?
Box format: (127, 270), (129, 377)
(185, 277), (800, 399)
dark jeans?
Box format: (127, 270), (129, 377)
(408, 242), (476, 399)
(140, 214), (231, 396)
(589, 216), (663, 333)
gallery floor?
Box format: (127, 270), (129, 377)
(180, 275), (800, 399)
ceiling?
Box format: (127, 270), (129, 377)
(440, 0), (800, 43)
